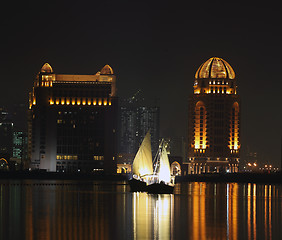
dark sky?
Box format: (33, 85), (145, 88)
(1, 1), (281, 166)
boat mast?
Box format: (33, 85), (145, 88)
(153, 139), (164, 174)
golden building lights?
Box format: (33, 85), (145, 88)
(40, 63), (53, 73)
(229, 102), (240, 152)
(46, 97), (112, 106)
(56, 155), (78, 160)
(194, 57), (236, 95)
(28, 62), (117, 172)
(188, 57), (240, 174)
(194, 101), (207, 150)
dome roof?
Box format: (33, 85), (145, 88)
(100, 65), (113, 75)
(41, 63), (53, 73)
(195, 57), (235, 79)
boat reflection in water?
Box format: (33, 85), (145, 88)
(132, 192), (173, 240)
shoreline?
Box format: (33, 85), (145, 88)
(175, 172), (282, 184)
(0, 171), (281, 184)
(0, 171), (127, 181)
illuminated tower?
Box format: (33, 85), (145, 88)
(28, 63), (118, 173)
(187, 57), (240, 174)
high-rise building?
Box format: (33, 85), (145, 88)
(10, 103), (28, 132)
(7, 104), (29, 169)
(28, 63), (118, 173)
(119, 95), (160, 157)
(0, 107), (13, 160)
(13, 131), (28, 160)
(187, 57), (240, 174)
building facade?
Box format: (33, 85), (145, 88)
(187, 57), (240, 174)
(119, 95), (160, 158)
(0, 108), (13, 161)
(11, 131), (28, 168)
(162, 137), (187, 176)
(28, 63), (118, 173)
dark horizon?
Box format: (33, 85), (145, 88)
(1, 1), (281, 167)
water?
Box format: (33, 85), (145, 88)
(0, 180), (281, 240)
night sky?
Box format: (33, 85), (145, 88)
(1, 1), (281, 166)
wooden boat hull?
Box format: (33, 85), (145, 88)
(128, 178), (147, 192)
(147, 182), (174, 194)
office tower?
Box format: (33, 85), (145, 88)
(28, 63), (118, 173)
(12, 131), (28, 163)
(0, 107), (13, 160)
(119, 95), (160, 156)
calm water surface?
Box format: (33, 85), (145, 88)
(0, 180), (281, 240)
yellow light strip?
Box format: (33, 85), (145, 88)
(48, 98), (112, 106)
(194, 103), (207, 150)
(230, 103), (239, 152)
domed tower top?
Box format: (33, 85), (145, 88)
(195, 57), (235, 79)
(193, 57), (237, 95)
(100, 65), (114, 75)
(40, 63), (53, 73)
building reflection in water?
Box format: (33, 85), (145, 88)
(191, 182), (206, 239)
(227, 183), (238, 240)
(173, 182), (281, 240)
(0, 180), (281, 239)
(243, 183), (275, 240)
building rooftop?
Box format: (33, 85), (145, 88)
(38, 63), (114, 82)
(100, 65), (114, 75)
(41, 63), (53, 73)
(195, 57), (235, 79)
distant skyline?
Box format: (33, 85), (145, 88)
(1, 1), (281, 167)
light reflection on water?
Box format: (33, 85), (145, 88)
(132, 192), (172, 240)
(0, 180), (281, 240)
